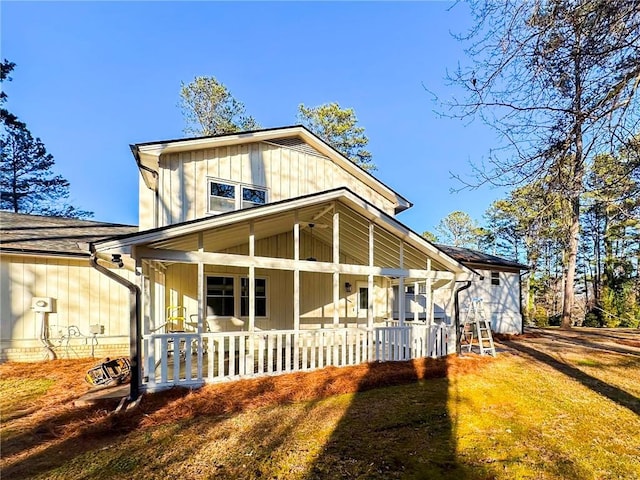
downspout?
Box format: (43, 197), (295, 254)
(519, 270), (527, 334)
(89, 249), (141, 401)
(453, 280), (472, 355)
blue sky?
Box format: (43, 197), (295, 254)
(2, 1), (505, 233)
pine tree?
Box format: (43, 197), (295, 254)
(0, 60), (91, 218)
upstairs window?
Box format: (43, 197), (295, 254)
(209, 182), (236, 213)
(491, 272), (500, 286)
(207, 179), (267, 214)
(242, 187), (267, 209)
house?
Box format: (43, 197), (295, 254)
(433, 244), (528, 334)
(389, 245), (527, 335)
(0, 125), (525, 394)
(0, 212), (137, 361)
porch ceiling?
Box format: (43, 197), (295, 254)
(146, 201), (450, 272)
(92, 189), (472, 276)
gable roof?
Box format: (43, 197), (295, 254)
(130, 125), (412, 215)
(92, 188), (475, 276)
(435, 244), (529, 271)
(0, 211), (137, 258)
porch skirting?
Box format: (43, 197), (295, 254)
(142, 323), (456, 391)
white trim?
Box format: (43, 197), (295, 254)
(93, 189), (473, 276)
(135, 246), (457, 280)
(204, 273), (270, 321)
(206, 177), (268, 214)
(135, 126), (411, 211)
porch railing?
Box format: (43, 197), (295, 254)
(142, 323), (456, 391)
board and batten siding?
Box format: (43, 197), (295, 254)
(0, 254), (135, 360)
(432, 268), (523, 334)
(140, 142), (397, 230)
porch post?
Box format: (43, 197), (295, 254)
(426, 259), (433, 325)
(142, 261), (150, 335)
(158, 269), (166, 331)
(368, 223), (374, 330)
(413, 281), (419, 322)
(249, 222), (255, 333)
(197, 233), (204, 381)
(197, 233), (204, 334)
(399, 242), (405, 326)
(293, 213), (300, 331)
(293, 213), (300, 369)
(333, 205), (340, 327)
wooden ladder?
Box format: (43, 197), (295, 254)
(461, 298), (496, 357)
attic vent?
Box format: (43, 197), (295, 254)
(265, 138), (326, 158)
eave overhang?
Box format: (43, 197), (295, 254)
(91, 188), (473, 277)
(130, 125), (412, 215)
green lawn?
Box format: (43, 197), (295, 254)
(2, 330), (639, 479)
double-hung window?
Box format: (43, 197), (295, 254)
(242, 187), (267, 209)
(208, 179), (267, 214)
(490, 272), (500, 286)
(209, 182), (236, 213)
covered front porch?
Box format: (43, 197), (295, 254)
(93, 189), (472, 391)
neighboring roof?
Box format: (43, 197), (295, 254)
(0, 211), (138, 257)
(130, 125), (412, 215)
(92, 187), (475, 277)
(435, 244), (529, 271)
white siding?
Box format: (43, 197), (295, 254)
(0, 254), (135, 357)
(432, 268), (523, 334)
(141, 141), (398, 229)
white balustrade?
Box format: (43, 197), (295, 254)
(142, 323), (456, 390)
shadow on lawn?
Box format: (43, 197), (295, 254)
(0, 388), (186, 479)
(305, 357), (496, 480)
(504, 340), (640, 416)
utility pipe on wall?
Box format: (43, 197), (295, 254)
(453, 280), (472, 355)
(89, 250), (141, 401)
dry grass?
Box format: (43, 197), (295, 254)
(2, 329), (639, 479)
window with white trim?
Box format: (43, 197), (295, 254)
(206, 276), (235, 316)
(490, 271), (500, 286)
(207, 178), (267, 214)
(205, 275), (268, 318)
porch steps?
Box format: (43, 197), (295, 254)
(461, 298), (496, 357)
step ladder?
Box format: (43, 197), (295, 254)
(461, 298), (496, 357)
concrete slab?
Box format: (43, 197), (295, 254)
(74, 383), (130, 407)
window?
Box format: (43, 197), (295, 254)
(240, 278), (267, 317)
(209, 182), (236, 213)
(242, 187), (267, 209)
(207, 179), (267, 213)
(205, 275), (268, 318)
(206, 276), (235, 316)
(491, 272), (500, 286)
(359, 287), (369, 311)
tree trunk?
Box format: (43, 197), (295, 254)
(561, 195), (580, 329)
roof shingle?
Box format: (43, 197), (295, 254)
(0, 211), (138, 257)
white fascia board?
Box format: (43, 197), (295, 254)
(134, 126), (411, 212)
(338, 193), (475, 276)
(92, 189), (349, 252)
(296, 131), (412, 212)
(136, 127), (306, 157)
(93, 188), (474, 278)
(134, 246), (455, 280)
